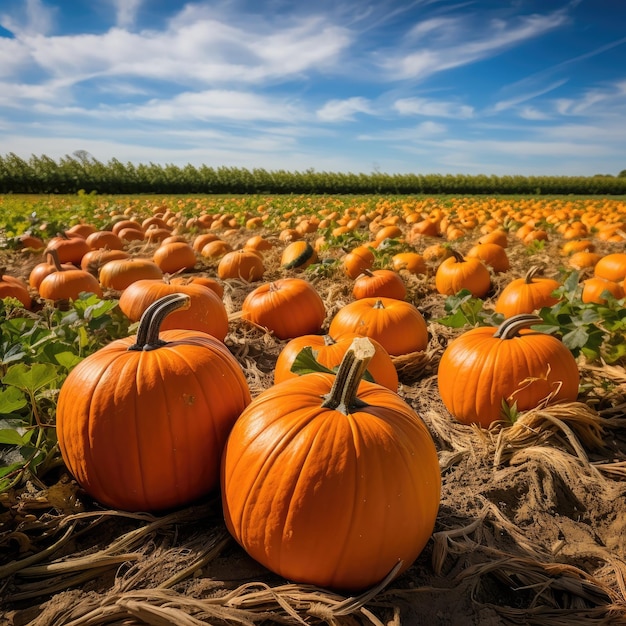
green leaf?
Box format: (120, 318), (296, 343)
(290, 346), (375, 382)
(2, 362), (61, 393)
(562, 326), (590, 351)
(53, 351), (83, 370)
(0, 386), (28, 413)
(0, 429), (27, 445)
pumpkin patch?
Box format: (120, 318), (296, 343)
(0, 192), (625, 624)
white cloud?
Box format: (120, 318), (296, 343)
(316, 97), (374, 122)
(518, 106), (551, 121)
(382, 9), (569, 80)
(0, 0), (56, 36)
(110, 0), (143, 29)
(393, 97), (473, 118)
(493, 79), (567, 112)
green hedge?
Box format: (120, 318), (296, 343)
(1, 153), (625, 195)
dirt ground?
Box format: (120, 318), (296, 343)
(1, 232), (625, 626)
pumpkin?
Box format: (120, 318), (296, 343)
(274, 332), (398, 391)
(465, 243), (510, 273)
(57, 293), (251, 511)
(437, 314), (579, 428)
(28, 250), (77, 290)
(329, 297), (428, 356)
(280, 241), (317, 270)
(66, 223), (97, 239)
(221, 337), (440, 590)
(594, 253), (626, 283)
(99, 258), (164, 291)
(117, 227), (146, 242)
(201, 239), (233, 259)
(192, 233), (220, 253)
(218, 249), (265, 281)
(581, 277), (624, 304)
(119, 279), (229, 340)
(80, 248), (130, 275)
(241, 278), (326, 340)
(343, 246), (375, 279)
(434, 250), (491, 298)
(38, 265), (103, 301)
(477, 230), (508, 248)
(352, 269), (406, 301)
(391, 252), (427, 276)
(568, 251), (602, 271)
(44, 232), (91, 265)
(85, 230), (125, 251)
(170, 275), (224, 299)
(0, 270), (32, 309)
(495, 266), (560, 318)
(153, 241), (196, 274)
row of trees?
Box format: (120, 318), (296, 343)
(1, 153), (625, 196)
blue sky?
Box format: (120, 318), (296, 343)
(1, 0), (625, 176)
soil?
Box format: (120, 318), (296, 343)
(1, 228), (625, 626)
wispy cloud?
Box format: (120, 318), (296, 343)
(0, 0), (56, 37)
(109, 0), (143, 29)
(317, 97), (374, 122)
(381, 8), (569, 80)
(393, 97), (473, 118)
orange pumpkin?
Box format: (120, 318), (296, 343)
(218, 249), (265, 281)
(495, 267), (560, 317)
(29, 251), (77, 290)
(581, 277), (624, 304)
(438, 314), (579, 428)
(594, 253), (626, 283)
(274, 332), (398, 390)
(391, 252), (427, 276)
(221, 337), (440, 590)
(170, 275), (224, 299)
(0, 271), (32, 309)
(85, 230), (125, 251)
(241, 278), (326, 340)
(119, 279), (229, 340)
(57, 293), (251, 511)
(352, 269), (406, 301)
(329, 297), (428, 356)
(153, 241), (196, 274)
(44, 232), (91, 265)
(99, 258), (164, 291)
(434, 251), (491, 298)
(343, 246), (375, 279)
(38, 266), (103, 301)
(465, 243), (510, 273)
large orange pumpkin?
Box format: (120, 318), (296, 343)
(352, 269), (406, 301)
(57, 294), (251, 511)
(329, 297), (428, 356)
(119, 279), (229, 340)
(241, 278), (326, 340)
(437, 314), (579, 428)
(0, 271), (32, 309)
(221, 337), (440, 590)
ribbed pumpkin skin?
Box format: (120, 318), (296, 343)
(119, 280), (228, 340)
(221, 373), (440, 590)
(329, 297), (428, 356)
(494, 275), (560, 317)
(438, 326), (579, 428)
(435, 255), (491, 298)
(241, 278), (326, 340)
(274, 333), (399, 391)
(353, 269), (406, 301)
(38, 269), (103, 301)
(57, 328), (251, 511)
(280, 241), (317, 270)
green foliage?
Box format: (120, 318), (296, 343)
(290, 346), (375, 383)
(436, 290), (504, 328)
(2, 153), (626, 194)
(0, 294), (130, 491)
(534, 271), (626, 363)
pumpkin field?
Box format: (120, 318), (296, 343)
(1, 192), (625, 625)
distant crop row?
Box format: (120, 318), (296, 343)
(1, 152), (626, 196)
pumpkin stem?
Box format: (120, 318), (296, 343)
(128, 293), (191, 351)
(45, 248), (64, 271)
(373, 299), (386, 309)
(321, 337), (374, 414)
(493, 313), (543, 340)
(323, 334), (337, 346)
(524, 266), (543, 283)
(450, 249), (465, 263)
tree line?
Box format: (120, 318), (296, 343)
(1, 153), (625, 196)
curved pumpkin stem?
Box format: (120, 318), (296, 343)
(45, 248), (64, 271)
(524, 266), (543, 283)
(321, 337), (374, 414)
(493, 313), (543, 340)
(450, 249), (465, 263)
(129, 293), (191, 351)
